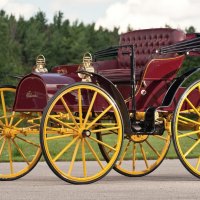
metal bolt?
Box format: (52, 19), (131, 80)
(141, 90), (147, 96)
(85, 130), (90, 136)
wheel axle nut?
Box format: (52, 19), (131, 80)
(82, 130), (91, 137)
(85, 130), (91, 136)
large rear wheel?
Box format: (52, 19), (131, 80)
(0, 86), (42, 180)
(40, 83), (123, 184)
(173, 80), (200, 178)
(98, 124), (170, 176)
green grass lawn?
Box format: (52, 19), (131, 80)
(0, 133), (178, 162)
(166, 143), (178, 159)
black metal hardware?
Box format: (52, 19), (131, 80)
(159, 36), (200, 54)
(94, 44), (136, 116)
(93, 45), (166, 135)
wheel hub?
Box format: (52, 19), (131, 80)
(81, 130), (91, 138)
(130, 135), (148, 143)
(2, 126), (16, 138)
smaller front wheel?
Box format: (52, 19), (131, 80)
(0, 86), (42, 180)
(173, 80), (200, 178)
(40, 83), (123, 184)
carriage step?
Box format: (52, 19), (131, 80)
(131, 107), (165, 135)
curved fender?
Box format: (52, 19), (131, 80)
(162, 67), (200, 107)
(79, 71), (132, 134)
(13, 73), (77, 111)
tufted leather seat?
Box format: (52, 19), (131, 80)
(98, 28), (186, 81)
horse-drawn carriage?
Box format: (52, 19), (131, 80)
(0, 28), (200, 184)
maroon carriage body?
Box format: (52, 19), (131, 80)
(13, 72), (109, 113)
(14, 28), (200, 113)
(13, 73), (76, 111)
(52, 28), (190, 112)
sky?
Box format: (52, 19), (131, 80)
(0, 0), (200, 33)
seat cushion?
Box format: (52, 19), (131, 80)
(118, 28), (186, 80)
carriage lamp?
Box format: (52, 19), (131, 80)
(78, 52), (94, 81)
(32, 54), (48, 73)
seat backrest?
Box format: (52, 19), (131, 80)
(118, 28), (186, 80)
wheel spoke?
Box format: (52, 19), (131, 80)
(89, 136), (116, 152)
(132, 143), (136, 171)
(82, 138), (87, 177)
(153, 135), (168, 141)
(8, 139), (14, 174)
(0, 120), (4, 127)
(178, 115), (200, 126)
(1, 91), (8, 125)
(0, 138), (6, 158)
(178, 130), (200, 138)
(78, 88), (83, 127)
(15, 136), (40, 148)
(183, 139), (200, 158)
(117, 140), (131, 166)
(145, 140), (160, 157)
(195, 156), (200, 170)
(67, 139), (81, 176)
(185, 98), (200, 117)
(12, 139), (30, 165)
(107, 144), (117, 155)
(0, 135), (4, 141)
(95, 123), (117, 126)
(83, 91), (97, 128)
(60, 97), (79, 129)
(178, 119), (191, 126)
(9, 111), (15, 126)
(14, 118), (24, 127)
(53, 136), (78, 162)
(46, 134), (74, 141)
(86, 105), (113, 130)
(99, 132), (115, 136)
(49, 115), (78, 132)
(91, 126), (119, 133)
(85, 139), (104, 170)
(139, 143), (149, 169)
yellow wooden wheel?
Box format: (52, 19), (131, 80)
(98, 126), (170, 176)
(173, 80), (200, 178)
(40, 83), (123, 184)
(0, 86), (42, 180)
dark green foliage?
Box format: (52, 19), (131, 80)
(178, 26), (200, 85)
(0, 10), (119, 85)
(0, 11), (23, 85)
(0, 10), (199, 85)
